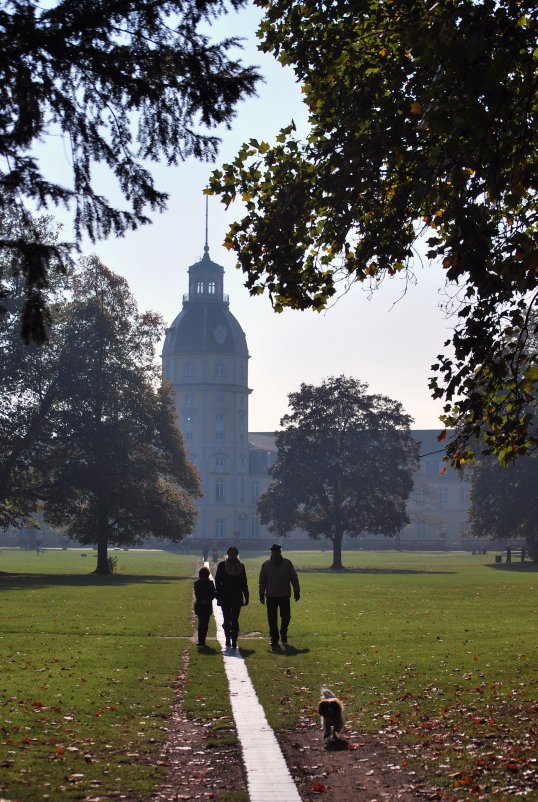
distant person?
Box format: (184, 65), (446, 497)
(211, 545), (219, 562)
(202, 543), (209, 562)
(259, 544), (300, 651)
(215, 546), (249, 649)
(193, 566), (216, 648)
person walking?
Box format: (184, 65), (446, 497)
(193, 566), (216, 647)
(215, 546), (249, 649)
(259, 543), (300, 651)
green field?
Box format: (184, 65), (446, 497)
(1, 548), (537, 801)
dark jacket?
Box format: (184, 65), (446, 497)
(259, 556), (300, 599)
(215, 559), (249, 607)
(193, 576), (216, 617)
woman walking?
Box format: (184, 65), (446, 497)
(215, 546), (249, 649)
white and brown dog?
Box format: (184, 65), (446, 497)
(318, 687), (344, 740)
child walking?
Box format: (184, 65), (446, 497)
(193, 566), (216, 647)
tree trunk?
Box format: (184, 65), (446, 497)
(94, 536), (110, 574)
(330, 532), (344, 570)
(94, 506), (111, 574)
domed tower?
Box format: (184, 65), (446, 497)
(162, 238), (251, 544)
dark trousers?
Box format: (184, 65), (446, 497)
(266, 596), (291, 645)
(197, 614), (211, 645)
(221, 603), (242, 642)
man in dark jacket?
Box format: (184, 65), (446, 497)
(259, 544), (300, 651)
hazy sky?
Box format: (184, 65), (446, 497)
(76, 5), (453, 433)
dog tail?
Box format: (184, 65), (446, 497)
(320, 687), (336, 699)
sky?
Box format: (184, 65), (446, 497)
(77, 4), (453, 433)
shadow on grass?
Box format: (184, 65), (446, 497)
(488, 562), (538, 572)
(299, 567), (454, 575)
(0, 573), (193, 590)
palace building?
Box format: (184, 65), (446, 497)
(162, 241), (472, 551)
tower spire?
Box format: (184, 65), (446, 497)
(204, 195), (209, 255)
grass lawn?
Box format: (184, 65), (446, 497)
(0, 548), (199, 802)
(234, 550), (538, 800)
(1, 547), (537, 801)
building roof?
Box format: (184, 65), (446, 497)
(162, 303), (249, 357)
(248, 432), (278, 452)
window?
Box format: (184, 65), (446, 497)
(252, 480), (260, 502)
(239, 517), (247, 538)
(215, 455), (225, 472)
(216, 393), (224, 404)
(239, 454), (246, 473)
(208, 281), (215, 294)
(417, 523), (428, 539)
(184, 415), (194, 442)
(439, 487), (449, 508)
(185, 393), (194, 405)
(214, 361), (225, 378)
(215, 478), (225, 501)
(196, 281), (204, 294)
(183, 361), (195, 378)
(239, 478), (245, 502)
(215, 519), (225, 538)
(459, 486), (469, 505)
(252, 513), (259, 538)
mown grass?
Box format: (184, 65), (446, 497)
(2, 548), (537, 801)
(233, 550), (538, 799)
(0, 549), (198, 802)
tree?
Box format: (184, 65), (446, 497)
(0, 210), (68, 528)
(257, 376), (419, 569)
(468, 453), (538, 561)
(0, 0), (260, 342)
(208, 0), (538, 466)
(41, 257), (201, 573)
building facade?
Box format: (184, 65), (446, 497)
(163, 247), (472, 550)
(162, 244), (252, 543)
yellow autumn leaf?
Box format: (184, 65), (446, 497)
(223, 238), (234, 251)
(410, 101), (422, 115)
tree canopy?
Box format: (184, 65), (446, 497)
(0, 250), (201, 572)
(468, 452), (538, 561)
(257, 376), (419, 569)
(0, 0), (259, 342)
(42, 257), (201, 572)
(208, 0), (538, 467)
(0, 210), (68, 528)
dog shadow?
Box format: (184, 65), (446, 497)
(325, 737), (349, 751)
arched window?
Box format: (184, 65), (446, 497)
(215, 455), (225, 472)
(215, 478), (225, 501)
(239, 455), (246, 473)
(214, 361), (225, 378)
(196, 281), (204, 294)
(208, 281), (216, 294)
